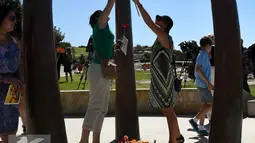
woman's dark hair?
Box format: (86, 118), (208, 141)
(89, 10), (102, 28)
(156, 15), (173, 33)
(0, 5), (14, 26)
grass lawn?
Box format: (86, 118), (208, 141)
(59, 70), (255, 96)
(59, 71), (255, 95)
(59, 71), (153, 90)
(73, 48), (88, 57)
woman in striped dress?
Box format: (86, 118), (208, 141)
(133, 0), (184, 143)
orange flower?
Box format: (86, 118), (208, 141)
(57, 47), (65, 53)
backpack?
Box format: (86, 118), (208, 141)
(243, 48), (254, 75)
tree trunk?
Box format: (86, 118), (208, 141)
(209, 0), (243, 142)
(115, 0), (140, 140)
(22, 0), (68, 142)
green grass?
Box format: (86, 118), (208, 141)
(250, 86), (255, 95)
(59, 71), (196, 90)
(135, 70), (151, 81)
(59, 70), (255, 96)
(59, 71), (153, 90)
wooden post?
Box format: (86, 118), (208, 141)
(115, 0), (140, 140)
(209, 0), (243, 142)
(22, 0), (68, 142)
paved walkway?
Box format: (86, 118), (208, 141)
(15, 117), (255, 143)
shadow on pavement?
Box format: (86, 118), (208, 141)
(189, 135), (208, 143)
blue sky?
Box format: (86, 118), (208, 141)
(52, 0), (254, 49)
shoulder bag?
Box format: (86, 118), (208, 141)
(94, 49), (118, 79)
(172, 54), (182, 92)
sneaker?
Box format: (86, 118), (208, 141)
(197, 128), (209, 136)
(198, 125), (207, 130)
(22, 125), (26, 133)
(204, 123), (210, 131)
(189, 119), (198, 131)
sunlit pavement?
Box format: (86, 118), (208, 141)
(16, 117), (255, 143)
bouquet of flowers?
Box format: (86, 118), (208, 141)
(111, 135), (155, 143)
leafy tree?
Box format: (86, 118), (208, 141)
(78, 45), (86, 48)
(71, 47), (77, 61)
(143, 52), (151, 60)
(59, 42), (71, 48)
(1, 0), (65, 45)
(173, 49), (185, 61)
(53, 26), (65, 44)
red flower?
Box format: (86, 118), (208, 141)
(122, 24), (129, 28)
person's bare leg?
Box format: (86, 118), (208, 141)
(199, 116), (205, 126)
(19, 95), (26, 133)
(0, 131), (17, 143)
(0, 134), (8, 143)
(80, 129), (90, 143)
(206, 110), (212, 121)
(194, 103), (212, 121)
(198, 114), (206, 132)
(162, 108), (181, 143)
(92, 132), (101, 143)
(192, 103), (212, 133)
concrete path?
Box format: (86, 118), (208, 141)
(15, 117), (255, 143)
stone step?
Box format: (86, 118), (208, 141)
(248, 99), (255, 117)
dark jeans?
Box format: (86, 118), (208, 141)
(65, 71), (73, 81)
(57, 62), (62, 80)
(243, 74), (250, 93)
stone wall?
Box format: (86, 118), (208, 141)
(60, 88), (255, 117)
(60, 88), (202, 116)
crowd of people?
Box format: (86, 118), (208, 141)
(0, 0), (254, 143)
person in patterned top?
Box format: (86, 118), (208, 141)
(133, 0), (184, 143)
(0, 5), (25, 143)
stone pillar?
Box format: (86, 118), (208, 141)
(209, 0), (243, 142)
(22, 0), (67, 142)
(115, 0), (140, 140)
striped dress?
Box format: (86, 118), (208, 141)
(149, 36), (175, 108)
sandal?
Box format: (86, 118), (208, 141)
(22, 125), (26, 133)
(176, 134), (184, 143)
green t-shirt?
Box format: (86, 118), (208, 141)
(92, 23), (114, 64)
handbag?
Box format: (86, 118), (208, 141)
(172, 54), (182, 92)
(94, 49), (118, 79)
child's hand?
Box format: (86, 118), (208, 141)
(207, 82), (214, 90)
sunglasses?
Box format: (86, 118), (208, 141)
(156, 15), (163, 21)
(9, 16), (16, 22)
